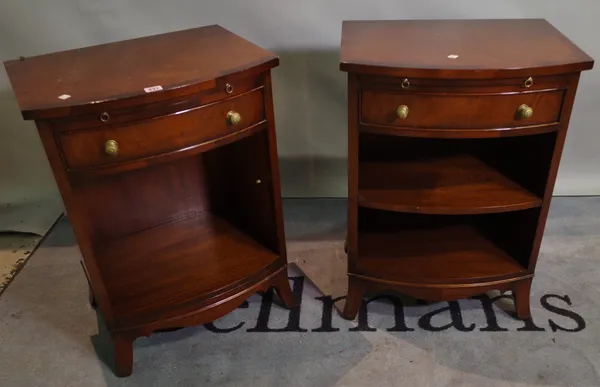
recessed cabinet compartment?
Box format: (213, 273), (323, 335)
(77, 131), (280, 323)
(356, 208), (538, 283)
(358, 133), (556, 215)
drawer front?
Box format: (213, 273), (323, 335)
(361, 90), (564, 129)
(59, 88), (265, 170)
(51, 74), (264, 132)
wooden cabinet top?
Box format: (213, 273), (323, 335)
(340, 19), (594, 78)
(4, 25), (278, 120)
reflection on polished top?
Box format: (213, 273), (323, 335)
(4, 25), (278, 118)
(340, 19), (594, 77)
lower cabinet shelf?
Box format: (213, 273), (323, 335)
(356, 223), (529, 285)
(97, 211), (280, 323)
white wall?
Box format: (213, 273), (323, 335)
(1, 0), (598, 201)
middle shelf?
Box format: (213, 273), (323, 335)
(359, 154), (542, 214)
(357, 132), (555, 215)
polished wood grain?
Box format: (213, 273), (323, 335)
(341, 19), (594, 322)
(205, 129), (280, 254)
(51, 75), (265, 132)
(79, 157), (210, 239)
(341, 19), (594, 78)
(361, 89), (564, 130)
(360, 74), (570, 92)
(357, 224), (527, 283)
(513, 278), (533, 320)
(112, 334), (134, 377)
(342, 274), (533, 320)
(358, 154), (542, 215)
(346, 74), (360, 273)
(360, 122), (561, 139)
(358, 133), (555, 204)
(262, 71), (289, 263)
(59, 88), (265, 170)
(4, 25), (278, 119)
(113, 266), (295, 334)
(4, 26), (293, 377)
(35, 121), (118, 328)
(67, 121), (269, 179)
(98, 211), (278, 319)
(529, 75), (582, 271)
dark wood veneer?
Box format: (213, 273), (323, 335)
(358, 154), (543, 215)
(59, 87), (266, 170)
(340, 19), (593, 78)
(361, 89), (564, 129)
(341, 19), (593, 321)
(4, 25), (279, 119)
(358, 224), (528, 283)
(4, 25), (295, 377)
(99, 211), (280, 320)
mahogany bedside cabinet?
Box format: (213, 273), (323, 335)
(339, 19), (593, 321)
(4, 25), (296, 377)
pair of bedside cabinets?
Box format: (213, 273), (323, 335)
(4, 20), (593, 376)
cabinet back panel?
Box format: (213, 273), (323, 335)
(75, 157), (210, 241)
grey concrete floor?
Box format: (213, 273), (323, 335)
(1, 198), (599, 386)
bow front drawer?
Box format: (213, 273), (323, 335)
(58, 88), (265, 170)
(361, 90), (564, 130)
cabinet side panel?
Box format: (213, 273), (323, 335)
(263, 71), (287, 258)
(347, 74), (360, 271)
(529, 73), (582, 271)
(35, 121), (117, 326)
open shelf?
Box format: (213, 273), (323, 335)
(357, 223), (528, 284)
(356, 208), (537, 284)
(359, 154), (542, 214)
(97, 211), (279, 318)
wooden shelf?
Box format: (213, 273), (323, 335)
(357, 224), (528, 284)
(358, 154), (542, 215)
(97, 211), (279, 319)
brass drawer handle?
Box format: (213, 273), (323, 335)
(100, 112), (110, 122)
(104, 140), (118, 156)
(396, 105), (409, 120)
(225, 83), (234, 94)
(227, 111), (241, 125)
(517, 104), (533, 119)
(401, 78), (410, 89)
(523, 77), (534, 88)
